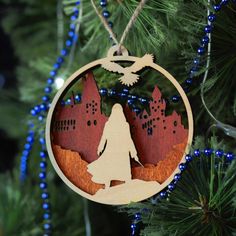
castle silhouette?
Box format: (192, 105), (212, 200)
(52, 72), (188, 165)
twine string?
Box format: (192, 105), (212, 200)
(90, 0), (148, 54)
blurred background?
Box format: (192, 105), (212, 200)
(0, 0), (235, 236)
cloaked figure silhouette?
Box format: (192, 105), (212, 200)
(87, 103), (142, 189)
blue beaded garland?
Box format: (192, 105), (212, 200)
(204, 148), (213, 156)
(42, 192), (49, 199)
(179, 163), (186, 171)
(208, 14), (216, 22)
(43, 213), (51, 220)
(100, 0), (107, 7)
(215, 149), (224, 157)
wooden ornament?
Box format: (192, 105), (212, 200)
(46, 45), (194, 205)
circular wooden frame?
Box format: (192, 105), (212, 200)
(46, 54), (194, 205)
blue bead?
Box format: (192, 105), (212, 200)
(42, 192), (49, 199)
(160, 191), (167, 199)
(39, 137), (45, 144)
(68, 31), (74, 37)
(102, 10), (110, 18)
(213, 4), (221, 11)
(221, 0), (229, 5)
(204, 148), (213, 156)
(139, 98), (148, 104)
(50, 70), (57, 77)
(108, 21), (113, 28)
(34, 105), (40, 112)
(71, 15), (77, 21)
(130, 95), (137, 100)
(75, 94), (81, 102)
(179, 163), (186, 171)
(40, 151), (46, 158)
(38, 115), (44, 121)
(204, 25), (212, 33)
(99, 88), (108, 96)
(122, 88), (129, 94)
(40, 103), (47, 111)
(30, 109), (37, 116)
(133, 107), (141, 114)
(39, 172), (46, 179)
(197, 47), (205, 55)
(43, 223), (51, 230)
(61, 49), (68, 56)
(40, 161), (47, 169)
(185, 154), (192, 162)
(57, 57), (64, 64)
(43, 213), (51, 220)
(202, 35), (209, 44)
(193, 58), (200, 65)
(128, 99), (135, 105)
(42, 95), (49, 102)
(120, 92), (128, 98)
(76, 1), (80, 5)
(100, 0), (107, 7)
(131, 224), (136, 229)
(208, 13), (216, 22)
(42, 202), (50, 210)
(226, 152), (234, 161)
(47, 78), (54, 85)
(22, 150), (29, 156)
(109, 89), (116, 96)
(185, 78), (193, 85)
(215, 149), (224, 157)
(26, 136), (34, 143)
(54, 63), (60, 69)
(168, 183), (175, 191)
(39, 182), (47, 189)
(171, 95), (180, 103)
(44, 87), (52, 93)
(70, 23), (75, 30)
(66, 40), (72, 47)
(135, 213), (141, 220)
(190, 67), (198, 75)
(194, 149), (201, 157)
(24, 143), (31, 150)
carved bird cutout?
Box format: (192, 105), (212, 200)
(101, 54), (154, 86)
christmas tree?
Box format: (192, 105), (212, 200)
(0, 0), (235, 235)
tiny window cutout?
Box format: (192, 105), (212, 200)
(87, 120), (91, 126)
(142, 124), (145, 129)
(64, 126), (66, 130)
(92, 100), (95, 103)
(61, 120), (63, 126)
(73, 126), (76, 130)
(153, 125), (156, 128)
(157, 105), (160, 109)
(154, 101), (157, 104)
(157, 117), (160, 120)
(94, 120), (97, 126)
(147, 127), (153, 135)
(164, 126), (166, 130)
(86, 104), (89, 108)
(95, 103), (98, 106)
(144, 115), (148, 119)
(67, 126), (69, 130)
(73, 120), (76, 124)
(163, 120), (165, 123)
(67, 120), (70, 125)
(154, 109), (157, 112)
(86, 111), (89, 113)
(158, 99), (161, 102)
(64, 120), (66, 125)
(174, 121), (177, 126)
(152, 106), (154, 109)
(173, 130), (176, 134)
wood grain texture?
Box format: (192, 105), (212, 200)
(46, 51), (194, 205)
(52, 72), (108, 163)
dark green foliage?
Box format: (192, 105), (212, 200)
(0, 0), (236, 235)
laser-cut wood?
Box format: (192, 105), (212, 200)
(46, 46), (194, 205)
